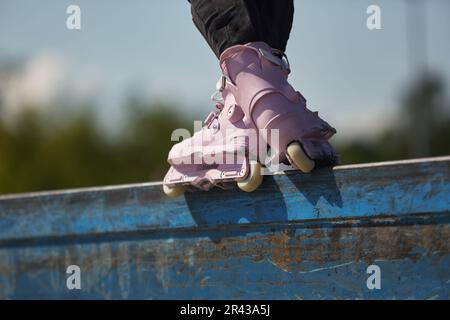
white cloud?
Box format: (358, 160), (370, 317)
(329, 101), (399, 142)
(0, 52), (99, 119)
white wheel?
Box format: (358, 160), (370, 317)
(237, 160), (263, 192)
(287, 142), (315, 173)
(163, 184), (185, 197)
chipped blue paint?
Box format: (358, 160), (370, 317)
(0, 157), (449, 299)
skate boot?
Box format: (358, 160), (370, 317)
(163, 41), (339, 197)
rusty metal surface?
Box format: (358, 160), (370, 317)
(0, 156), (449, 299)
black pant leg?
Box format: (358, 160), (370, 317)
(243, 0), (294, 53)
(190, 0), (294, 58)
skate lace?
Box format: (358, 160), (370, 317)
(204, 76), (227, 128)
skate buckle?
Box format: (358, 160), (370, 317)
(227, 104), (244, 124)
(280, 53), (291, 73)
(211, 91), (223, 104)
(204, 113), (220, 133)
(204, 112), (216, 126)
(215, 76), (226, 92)
(211, 76), (227, 104)
(259, 48), (291, 74)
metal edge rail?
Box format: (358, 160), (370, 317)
(0, 156), (449, 246)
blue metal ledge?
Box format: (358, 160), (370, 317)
(0, 156), (449, 299)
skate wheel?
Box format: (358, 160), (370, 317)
(237, 160), (263, 193)
(163, 184), (185, 198)
(287, 142), (315, 173)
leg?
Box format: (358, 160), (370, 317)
(243, 0), (294, 53)
(163, 1), (338, 197)
(189, 0), (294, 58)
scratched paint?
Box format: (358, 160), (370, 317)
(0, 221), (449, 299)
(0, 157), (449, 299)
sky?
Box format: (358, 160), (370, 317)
(0, 0), (449, 141)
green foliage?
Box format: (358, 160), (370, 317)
(0, 101), (190, 194)
(337, 73), (450, 165)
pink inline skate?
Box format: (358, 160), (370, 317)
(163, 42), (338, 197)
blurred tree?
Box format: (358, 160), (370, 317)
(339, 72), (450, 165)
(402, 72), (448, 157)
(0, 97), (189, 194)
